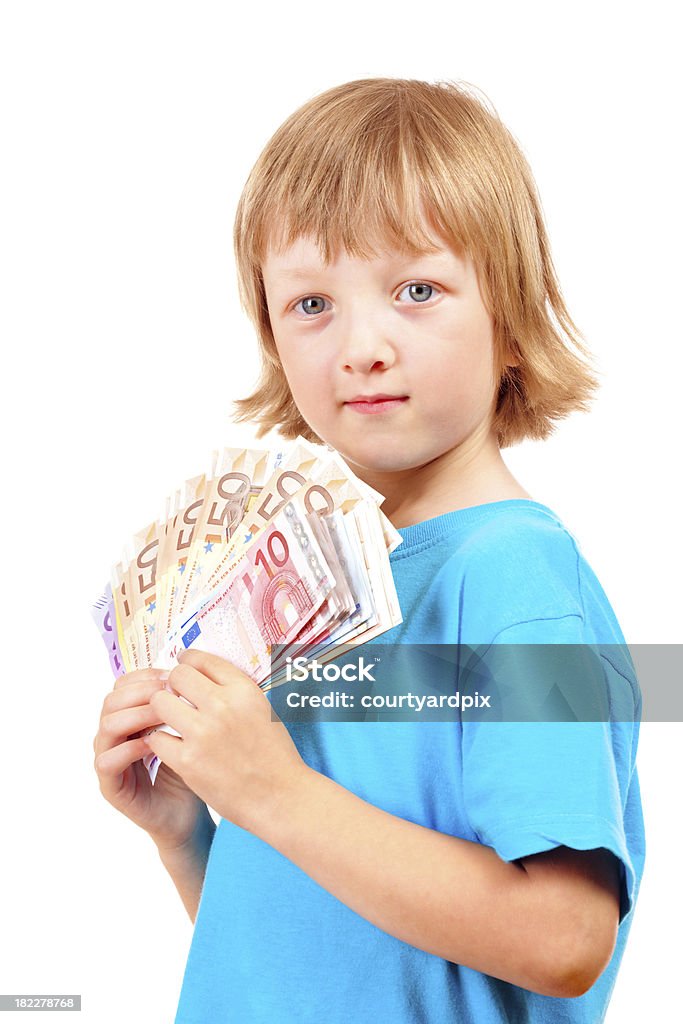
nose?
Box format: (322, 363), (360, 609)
(338, 307), (397, 374)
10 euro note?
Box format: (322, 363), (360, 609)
(158, 497), (339, 681)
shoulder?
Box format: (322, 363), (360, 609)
(426, 503), (606, 644)
(456, 503), (585, 619)
(457, 502), (579, 561)
(393, 501), (626, 645)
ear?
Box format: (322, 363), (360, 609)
(496, 351), (520, 376)
(499, 338), (521, 369)
(493, 320), (520, 371)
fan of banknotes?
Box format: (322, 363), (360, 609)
(92, 436), (403, 782)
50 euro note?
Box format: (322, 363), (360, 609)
(125, 518), (162, 670)
(142, 496), (339, 783)
(287, 437), (403, 556)
(109, 489), (185, 673)
(128, 453), (224, 665)
(155, 472), (208, 649)
(171, 445), (285, 626)
(202, 448), (401, 607)
(200, 440), (331, 595)
(265, 480), (404, 681)
(109, 445), (277, 672)
(111, 556), (138, 670)
(113, 502), (180, 672)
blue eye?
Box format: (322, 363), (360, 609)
(292, 282), (438, 316)
(397, 282), (437, 303)
(294, 296), (328, 316)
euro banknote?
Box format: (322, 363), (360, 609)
(92, 437), (403, 783)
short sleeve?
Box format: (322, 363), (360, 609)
(460, 618), (643, 924)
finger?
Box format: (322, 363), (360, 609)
(143, 726), (183, 774)
(95, 735), (150, 783)
(165, 662), (218, 709)
(177, 648), (250, 688)
(113, 667), (169, 691)
(149, 688), (197, 736)
(102, 677), (168, 717)
(95, 702), (168, 757)
(95, 681), (166, 753)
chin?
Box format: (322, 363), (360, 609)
(332, 443), (423, 476)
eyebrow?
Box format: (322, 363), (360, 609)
(273, 252), (459, 281)
(275, 268), (328, 280)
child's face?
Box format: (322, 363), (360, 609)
(262, 232), (502, 476)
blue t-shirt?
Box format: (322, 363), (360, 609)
(174, 499), (646, 1023)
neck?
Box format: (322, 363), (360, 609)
(343, 425), (532, 530)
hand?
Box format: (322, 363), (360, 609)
(93, 667), (212, 851)
(142, 649), (308, 836)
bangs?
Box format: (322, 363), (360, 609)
(261, 167), (459, 267)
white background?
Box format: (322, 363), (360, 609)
(0, 1), (680, 1021)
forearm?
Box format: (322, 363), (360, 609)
(256, 765), (571, 996)
(155, 810), (217, 923)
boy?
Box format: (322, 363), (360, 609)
(94, 77), (645, 1022)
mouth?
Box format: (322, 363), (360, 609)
(344, 395), (410, 415)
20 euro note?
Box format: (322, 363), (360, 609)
(91, 583), (125, 679)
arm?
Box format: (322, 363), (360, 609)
(255, 765), (621, 999)
(145, 651), (622, 995)
(155, 809), (217, 923)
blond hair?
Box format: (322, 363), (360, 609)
(231, 77), (599, 448)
